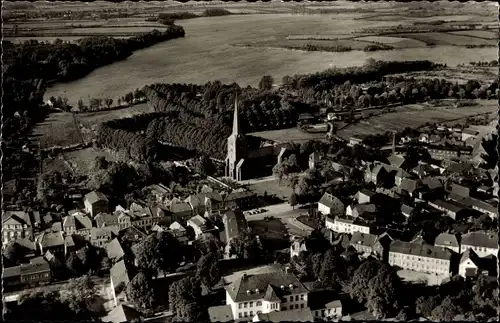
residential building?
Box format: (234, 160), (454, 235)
(349, 136), (364, 146)
(318, 192), (344, 217)
(35, 231), (65, 256)
(167, 222), (190, 245)
(209, 305), (234, 323)
(149, 183), (170, 204)
(346, 203), (376, 219)
(110, 260), (136, 306)
(223, 210), (248, 246)
(326, 217), (372, 235)
(169, 202), (193, 219)
(461, 128), (479, 141)
(185, 194), (207, 216)
(401, 204), (415, 218)
(106, 238), (125, 263)
(460, 231), (498, 258)
(355, 189), (376, 204)
(307, 290), (343, 320)
(225, 271), (309, 320)
(2, 211), (33, 245)
(91, 227), (113, 248)
(4, 238), (37, 261)
(95, 213), (119, 231)
(187, 215), (210, 239)
(252, 308), (314, 322)
(205, 191), (225, 213)
(225, 190), (257, 210)
(458, 249), (482, 278)
(349, 232), (378, 256)
(399, 178), (422, 196)
(451, 183), (471, 198)
(462, 197), (497, 219)
(364, 163), (389, 186)
(387, 154), (408, 169)
(434, 233), (460, 254)
(84, 191), (109, 217)
(428, 199), (467, 220)
(393, 168), (412, 187)
(62, 214), (93, 240)
(388, 240), (453, 275)
(290, 238), (308, 259)
(2, 256), (51, 291)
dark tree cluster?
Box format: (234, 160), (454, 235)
(168, 277), (208, 322)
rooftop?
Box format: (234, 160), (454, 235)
(434, 233), (460, 248)
(84, 191), (108, 204)
(102, 304), (141, 323)
(256, 308), (314, 322)
(389, 240), (453, 260)
(208, 305), (233, 323)
(461, 231), (498, 249)
(350, 232), (378, 248)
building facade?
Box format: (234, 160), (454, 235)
(388, 240), (453, 275)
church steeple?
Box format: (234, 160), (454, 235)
(232, 93), (240, 135)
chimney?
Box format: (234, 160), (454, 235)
(246, 290), (251, 295)
(255, 289), (259, 293)
(280, 285), (285, 290)
(289, 284), (294, 289)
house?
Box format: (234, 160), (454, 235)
(349, 136), (364, 146)
(307, 290), (343, 320)
(422, 177), (444, 191)
(252, 308), (315, 322)
(463, 197), (497, 219)
(451, 183), (471, 198)
(91, 227), (113, 248)
(224, 271), (309, 320)
(393, 168), (412, 187)
(187, 215), (210, 239)
(205, 191), (225, 213)
(110, 260), (136, 306)
(185, 194), (207, 216)
(355, 189), (376, 204)
(434, 233), (460, 254)
(62, 214), (93, 240)
(349, 232), (378, 256)
(84, 191), (109, 217)
(346, 203), (376, 220)
(401, 204), (415, 218)
(168, 222), (190, 245)
(318, 193), (344, 217)
(388, 240), (453, 275)
(4, 238), (37, 261)
(95, 213), (119, 230)
(364, 163), (389, 186)
(102, 304), (142, 323)
(387, 154), (408, 169)
(460, 231), (498, 258)
(428, 199), (468, 220)
(2, 256), (51, 291)
(461, 128), (479, 141)
(412, 164), (437, 179)
(149, 183), (170, 203)
(169, 202), (193, 219)
(106, 238), (125, 263)
(208, 305), (234, 323)
(399, 178), (422, 196)
(2, 211), (33, 245)
(458, 249), (482, 279)
(35, 231), (65, 256)
(64, 235), (78, 255)
(418, 133), (429, 143)
(225, 190), (257, 210)
(326, 217), (372, 235)
(223, 210), (248, 248)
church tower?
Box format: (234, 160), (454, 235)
(225, 94), (247, 180)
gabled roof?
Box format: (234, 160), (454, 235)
(318, 192), (344, 210)
(185, 194), (206, 207)
(387, 154), (406, 168)
(84, 191), (108, 204)
(225, 190), (255, 201)
(106, 238), (125, 261)
(434, 233), (459, 248)
(400, 178), (420, 193)
(356, 189), (376, 199)
(63, 214), (92, 230)
(102, 304), (141, 323)
(2, 211), (32, 226)
(422, 177), (444, 190)
(350, 232), (378, 248)
(226, 272), (307, 302)
(38, 231), (65, 248)
(401, 204), (414, 215)
(429, 199), (466, 213)
(353, 203), (376, 215)
(263, 285), (281, 302)
(223, 210), (248, 241)
(110, 260), (133, 291)
(461, 231), (498, 249)
(91, 227), (113, 241)
(460, 248), (480, 265)
(389, 240), (453, 260)
(208, 305), (233, 323)
(170, 202), (192, 214)
(169, 221), (186, 232)
(95, 213), (119, 228)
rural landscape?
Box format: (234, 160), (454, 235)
(2, 1), (499, 323)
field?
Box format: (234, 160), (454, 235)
(398, 32), (496, 46)
(248, 218), (289, 250)
(448, 29), (498, 39)
(389, 67), (498, 85)
(63, 147), (119, 175)
(337, 100), (498, 139)
(247, 178), (294, 201)
(31, 112), (83, 149)
(354, 36), (427, 48)
(75, 103), (154, 127)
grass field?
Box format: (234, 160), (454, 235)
(75, 104), (154, 127)
(399, 32), (496, 46)
(250, 127), (326, 144)
(247, 178), (294, 201)
(42, 157), (73, 174)
(31, 112), (83, 149)
(354, 36), (427, 48)
(448, 29), (498, 39)
(337, 100), (498, 139)
(389, 67), (497, 84)
(63, 147), (118, 175)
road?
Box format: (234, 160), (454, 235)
(244, 203), (315, 238)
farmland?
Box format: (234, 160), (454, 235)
(337, 100), (498, 139)
(63, 147), (118, 176)
(75, 104), (154, 127)
(31, 112), (83, 149)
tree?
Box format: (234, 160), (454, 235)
(3, 242), (27, 265)
(77, 99), (85, 110)
(194, 232), (222, 255)
(347, 260), (383, 303)
(193, 155), (216, 177)
(168, 277), (206, 322)
(366, 265), (402, 318)
(195, 252), (221, 289)
(415, 295), (441, 317)
(78, 245), (103, 275)
(66, 253), (85, 277)
(259, 75), (274, 90)
(229, 231), (263, 261)
(272, 162), (287, 184)
(289, 192), (298, 210)
(135, 231), (182, 277)
(126, 271), (157, 310)
(62, 275), (96, 315)
(431, 296), (462, 321)
(104, 97), (113, 108)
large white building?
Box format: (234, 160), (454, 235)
(388, 240), (453, 275)
(224, 272), (309, 320)
(325, 216), (371, 235)
(460, 231), (498, 258)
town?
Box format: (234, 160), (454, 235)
(2, 1), (499, 323)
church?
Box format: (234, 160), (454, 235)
(225, 96), (292, 181)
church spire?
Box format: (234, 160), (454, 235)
(232, 93), (240, 135)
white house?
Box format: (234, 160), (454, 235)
(460, 231), (498, 258)
(388, 240), (453, 275)
(458, 249), (481, 278)
(318, 193), (344, 217)
(325, 217), (371, 235)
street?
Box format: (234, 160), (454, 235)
(244, 203), (315, 238)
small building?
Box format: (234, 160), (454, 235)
(63, 214), (93, 240)
(223, 210), (248, 256)
(208, 305), (234, 323)
(460, 231), (498, 258)
(35, 231), (66, 256)
(2, 256), (52, 292)
(2, 211), (33, 246)
(168, 221), (190, 245)
(387, 154), (408, 169)
(346, 203), (376, 219)
(90, 227), (113, 248)
(290, 238), (308, 259)
(110, 260), (136, 306)
(84, 191), (109, 217)
(187, 215), (210, 239)
(434, 233), (460, 254)
(399, 178), (422, 196)
(349, 232), (378, 256)
(451, 183), (471, 198)
(106, 238), (125, 263)
(355, 189), (376, 204)
(307, 290), (343, 320)
(185, 194), (207, 216)
(349, 136), (364, 147)
(318, 193), (344, 217)
(224, 190), (257, 210)
(401, 204), (415, 218)
(394, 168), (412, 187)
(326, 217), (372, 235)
(95, 213), (119, 230)
(458, 249), (482, 279)
(253, 308), (315, 322)
(427, 199), (467, 220)
(364, 163), (389, 186)
(461, 128), (479, 141)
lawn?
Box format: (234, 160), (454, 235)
(31, 112), (83, 149)
(247, 178), (294, 201)
(337, 100), (498, 139)
(248, 218), (289, 250)
(63, 147), (118, 176)
(296, 215), (320, 230)
(75, 103), (154, 127)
